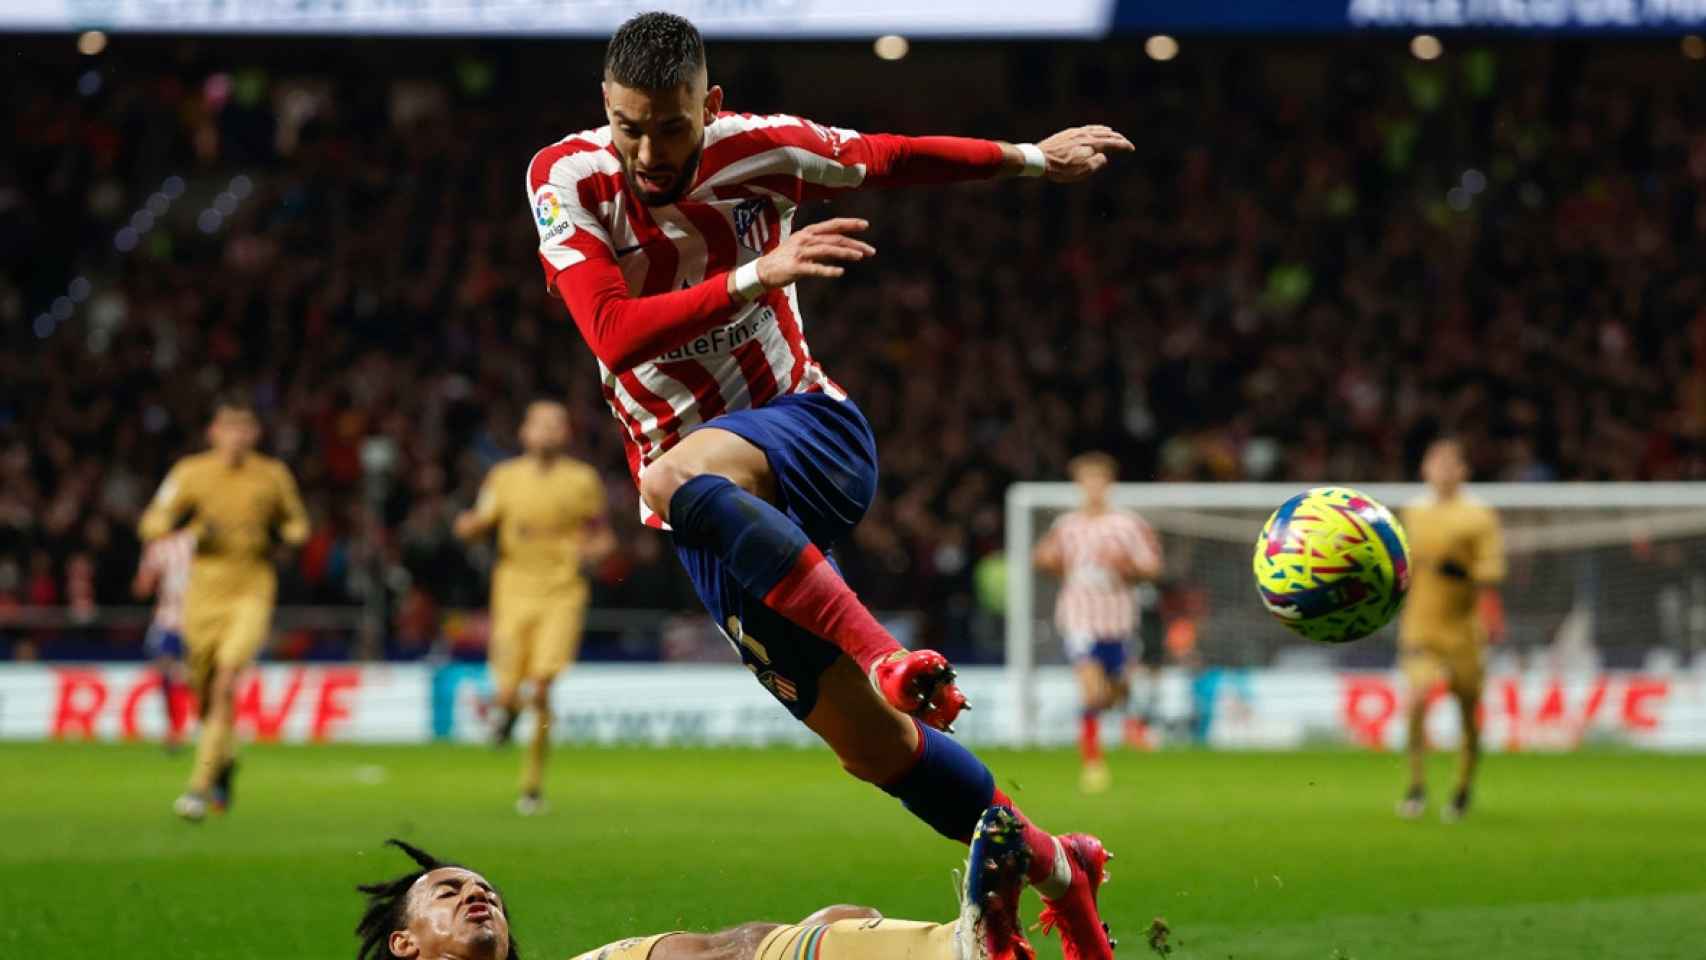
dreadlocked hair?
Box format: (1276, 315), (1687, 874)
(354, 839), (521, 960)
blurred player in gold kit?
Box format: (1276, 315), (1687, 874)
(139, 395), (309, 822)
(456, 400), (613, 815)
(1396, 437), (1506, 822)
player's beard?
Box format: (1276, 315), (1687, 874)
(629, 145), (702, 207)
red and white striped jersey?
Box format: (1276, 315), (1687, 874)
(139, 529), (195, 632)
(528, 113), (1005, 526)
(1042, 509), (1162, 639)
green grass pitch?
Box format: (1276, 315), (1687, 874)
(4, 742), (1703, 959)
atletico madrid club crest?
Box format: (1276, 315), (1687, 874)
(733, 197), (771, 253)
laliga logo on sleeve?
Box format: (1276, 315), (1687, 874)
(535, 189), (575, 241)
(535, 189), (562, 227)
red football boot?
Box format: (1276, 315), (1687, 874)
(869, 649), (969, 731)
(1036, 834), (1116, 960)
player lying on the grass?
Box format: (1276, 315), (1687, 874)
(356, 806), (1043, 960)
(527, 14), (1128, 957)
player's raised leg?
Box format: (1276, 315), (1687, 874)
(806, 658), (1115, 960)
(643, 427), (963, 726)
(656, 390), (1113, 960)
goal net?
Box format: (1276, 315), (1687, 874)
(1001, 482), (1706, 747)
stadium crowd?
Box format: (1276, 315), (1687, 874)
(4, 38), (1705, 655)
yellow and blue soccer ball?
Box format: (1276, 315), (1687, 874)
(1253, 486), (1411, 644)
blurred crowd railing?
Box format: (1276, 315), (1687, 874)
(0, 604), (676, 663)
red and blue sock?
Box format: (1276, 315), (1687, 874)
(671, 476), (1068, 893)
(880, 719), (1070, 893)
(1080, 710), (1103, 764)
(669, 475), (900, 672)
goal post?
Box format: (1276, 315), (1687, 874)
(1003, 482), (1706, 747)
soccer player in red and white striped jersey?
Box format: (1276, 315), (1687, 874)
(1034, 453), (1163, 793)
(133, 528), (195, 750)
(527, 14), (1130, 960)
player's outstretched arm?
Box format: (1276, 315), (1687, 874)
(774, 114), (1129, 198)
(1023, 125), (1135, 183)
(815, 122), (1131, 189)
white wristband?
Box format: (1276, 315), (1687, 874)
(732, 260), (765, 302)
(1016, 143), (1047, 178)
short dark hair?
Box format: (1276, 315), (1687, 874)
(1426, 434), (1465, 458)
(355, 839), (521, 960)
(604, 12), (706, 89)
(212, 389), (256, 416)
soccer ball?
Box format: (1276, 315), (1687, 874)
(1252, 486), (1411, 644)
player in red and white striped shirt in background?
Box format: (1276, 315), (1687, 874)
(1034, 453), (1164, 794)
(133, 528), (196, 750)
(527, 14), (1131, 960)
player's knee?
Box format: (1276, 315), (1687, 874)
(528, 680), (552, 710)
(209, 667), (239, 704)
(640, 458), (697, 521)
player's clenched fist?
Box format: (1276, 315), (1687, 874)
(755, 217), (875, 288)
(1037, 125), (1134, 182)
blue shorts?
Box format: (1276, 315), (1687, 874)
(1070, 637), (1129, 678)
(674, 391), (878, 719)
(145, 624), (184, 660)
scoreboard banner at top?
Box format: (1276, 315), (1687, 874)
(5, 0), (1705, 36)
(1117, 0), (1706, 32)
